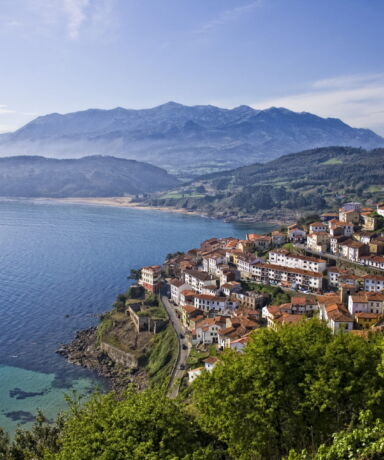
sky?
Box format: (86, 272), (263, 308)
(1, 0), (384, 134)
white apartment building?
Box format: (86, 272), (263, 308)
(250, 263), (323, 291)
(268, 250), (327, 273)
(193, 294), (237, 313)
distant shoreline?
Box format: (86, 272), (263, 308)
(0, 196), (292, 225)
(45, 197), (206, 216)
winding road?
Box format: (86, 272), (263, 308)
(161, 294), (191, 398)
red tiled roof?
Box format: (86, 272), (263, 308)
(203, 357), (219, 364)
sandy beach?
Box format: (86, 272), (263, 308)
(35, 196), (206, 217)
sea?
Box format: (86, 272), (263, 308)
(0, 199), (275, 434)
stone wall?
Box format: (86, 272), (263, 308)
(100, 342), (138, 368)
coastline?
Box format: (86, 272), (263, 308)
(56, 327), (148, 394)
(31, 197), (294, 225)
(0, 196), (295, 225)
(34, 196), (207, 218)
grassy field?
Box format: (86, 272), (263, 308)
(320, 157), (344, 165)
(145, 323), (178, 386)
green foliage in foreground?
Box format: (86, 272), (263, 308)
(0, 389), (221, 460)
(192, 320), (384, 459)
(2, 320), (384, 459)
(51, 389), (220, 460)
(289, 410), (384, 459)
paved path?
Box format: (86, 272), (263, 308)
(161, 294), (190, 398)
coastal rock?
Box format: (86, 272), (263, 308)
(56, 327), (147, 394)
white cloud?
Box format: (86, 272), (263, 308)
(63, 0), (90, 40)
(27, 0), (116, 40)
(194, 1), (263, 36)
(252, 73), (384, 135)
(0, 105), (16, 115)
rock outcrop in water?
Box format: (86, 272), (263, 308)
(56, 327), (147, 394)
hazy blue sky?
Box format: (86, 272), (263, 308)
(1, 0), (384, 133)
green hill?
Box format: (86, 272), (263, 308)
(0, 155), (179, 197)
(146, 147), (384, 221)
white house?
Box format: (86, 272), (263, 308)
(271, 231), (286, 246)
(202, 251), (227, 274)
(287, 225), (307, 241)
(220, 281), (242, 297)
(203, 356), (218, 371)
(237, 254), (261, 275)
(339, 240), (369, 262)
(139, 265), (162, 293)
(348, 292), (384, 315)
(377, 204), (384, 217)
(183, 270), (216, 293)
(188, 367), (203, 384)
(193, 294), (237, 313)
(309, 222), (328, 233)
(170, 279), (192, 304)
(306, 232), (329, 253)
(324, 303), (354, 333)
(193, 316), (227, 344)
(329, 220), (354, 237)
(230, 336), (250, 352)
(363, 275), (384, 292)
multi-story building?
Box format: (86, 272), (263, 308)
(246, 234), (272, 251)
(268, 250), (327, 273)
(363, 275), (384, 292)
(169, 279), (191, 304)
(329, 220), (354, 237)
(361, 213), (377, 231)
(309, 222), (328, 233)
(183, 270), (216, 293)
(348, 292), (384, 315)
(306, 232), (330, 253)
(237, 253), (261, 276)
(192, 316), (228, 345)
(250, 263), (323, 291)
(193, 294), (237, 313)
(339, 240), (369, 262)
(339, 209), (360, 225)
(359, 255), (384, 270)
(287, 224), (307, 242)
(271, 231), (286, 246)
(139, 265), (162, 293)
(330, 235), (348, 255)
(202, 250), (227, 274)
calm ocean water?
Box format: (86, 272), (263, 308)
(0, 200), (275, 434)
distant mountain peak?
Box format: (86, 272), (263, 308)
(156, 101), (184, 109)
(1, 102), (383, 176)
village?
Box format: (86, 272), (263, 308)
(137, 202), (384, 385)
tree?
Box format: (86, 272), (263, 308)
(0, 428), (10, 459)
(291, 411), (384, 460)
(192, 320), (384, 459)
(128, 268), (141, 281)
(51, 388), (221, 460)
(3, 410), (64, 459)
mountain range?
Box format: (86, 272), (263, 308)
(1, 102), (383, 176)
(0, 155), (178, 197)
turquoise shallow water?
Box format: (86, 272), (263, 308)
(0, 199), (275, 434)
